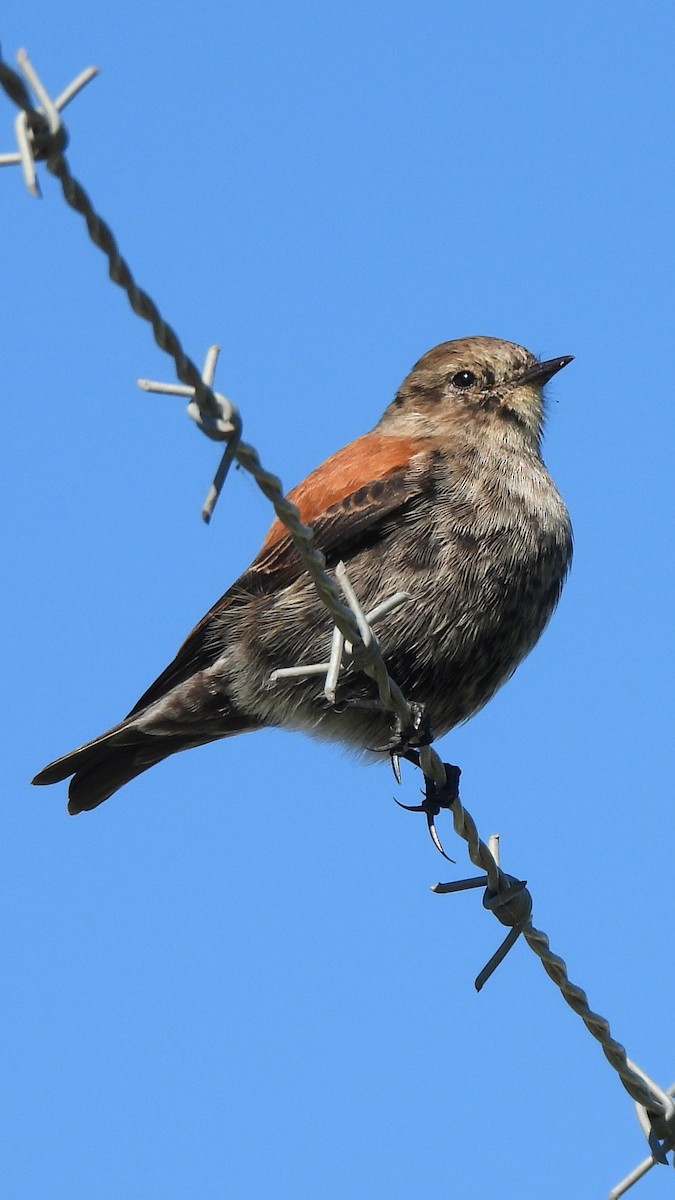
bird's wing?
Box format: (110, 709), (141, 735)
(128, 433), (427, 715)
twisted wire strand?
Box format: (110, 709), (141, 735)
(445, 786), (671, 1116)
(2, 49), (673, 1168)
(0, 51), (33, 111)
(521, 922), (671, 1114)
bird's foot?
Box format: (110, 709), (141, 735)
(380, 703), (433, 790)
(393, 760), (461, 861)
(369, 702), (433, 764)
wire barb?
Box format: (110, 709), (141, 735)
(431, 804), (531, 986)
(270, 562), (410, 706)
(138, 345), (242, 521)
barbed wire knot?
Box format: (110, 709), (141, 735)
(482, 874), (531, 926)
(0, 47), (97, 197)
(609, 1082), (675, 1197)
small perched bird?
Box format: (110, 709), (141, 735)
(33, 336), (573, 814)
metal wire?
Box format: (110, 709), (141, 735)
(2, 46), (673, 1197)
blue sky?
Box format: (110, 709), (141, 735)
(2, 3), (674, 1198)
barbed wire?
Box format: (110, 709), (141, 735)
(2, 46), (672, 1198)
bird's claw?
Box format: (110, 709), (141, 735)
(393, 761), (461, 861)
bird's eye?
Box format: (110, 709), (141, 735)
(451, 370), (477, 389)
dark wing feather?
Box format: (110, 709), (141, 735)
(128, 462), (425, 716)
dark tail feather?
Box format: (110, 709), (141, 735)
(33, 723), (130, 787)
(33, 715), (260, 813)
(66, 739), (208, 814)
(67, 748), (160, 814)
(32, 723), (202, 814)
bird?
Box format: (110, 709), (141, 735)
(33, 335), (573, 815)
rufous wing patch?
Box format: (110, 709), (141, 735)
(260, 432), (418, 552)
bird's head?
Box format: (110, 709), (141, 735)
(379, 336), (573, 450)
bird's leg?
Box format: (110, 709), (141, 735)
(331, 697), (385, 714)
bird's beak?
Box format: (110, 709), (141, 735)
(517, 355), (574, 387)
